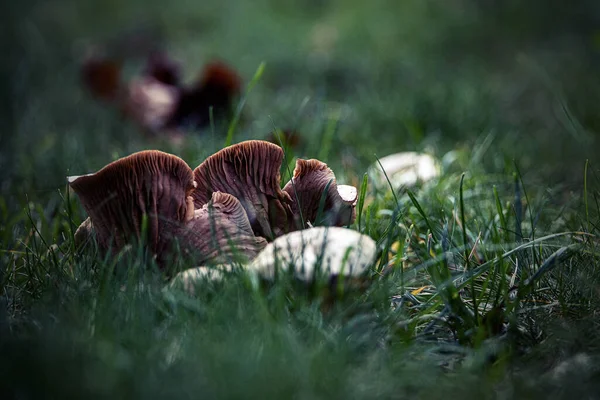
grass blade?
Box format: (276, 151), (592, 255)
(224, 62), (266, 147)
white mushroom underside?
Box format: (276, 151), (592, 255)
(248, 226), (376, 281)
(337, 185), (358, 203)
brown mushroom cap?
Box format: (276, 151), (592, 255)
(68, 150), (195, 258)
(81, 56), (122, 102)
(192, 140), (293, 240)
(179, 192), (268, 265)
(283, 159), (357, 229)
(195, 61), (242, 96)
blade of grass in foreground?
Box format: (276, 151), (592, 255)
(357, 173), (368, 231)
(459, 173), (478, 321)
(406, 189), (437, 244)
(318, 111), (339, 161)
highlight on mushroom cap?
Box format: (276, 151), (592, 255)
(68, 150), (195, 257)
(192, 140), (294, 240)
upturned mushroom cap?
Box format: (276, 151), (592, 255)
(248, 227), (376, 281)
(68, 150), (196, 258)
(283, 159), (357, 229)
(179, 191), (268, 265)
(369, 152), (440, 190)
(192, 140), (293, 240)
(124, 76), (180, 132)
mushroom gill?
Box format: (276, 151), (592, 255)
(68, 150), (196, 259)
(283, 159), (357, 229)
(192, 140), (294, 240)
(178, 191), (268, 265)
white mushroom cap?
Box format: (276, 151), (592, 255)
(167, 265), (234, 296)
(370, 152), (440, 189)
(248, 226), (376, 281)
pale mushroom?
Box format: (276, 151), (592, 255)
(192, 140), (294, 240)
(167, 264), (234, 296)
(283, 159), (357, 229)
(68, 150), (196, 260)
(248, 226), (376, 281)
(124, 76), (180, 132)
(369, 152), (440, 190)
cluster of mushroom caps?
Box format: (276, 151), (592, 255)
(69, 140), (377, 288)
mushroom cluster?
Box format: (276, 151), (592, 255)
(169, 226), (377, 296)
(69, 140), (359, 269)
(82, 51), (242, 133)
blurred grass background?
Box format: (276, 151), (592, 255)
(2, 0), (600, 398)
(3, 0), (600, 193)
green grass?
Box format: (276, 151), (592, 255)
(3, 0), (600, 398)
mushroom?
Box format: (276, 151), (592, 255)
(167, 227), (376, 297)
(68, 141), (360, 270)
(192, 140), (294, 240)
(248, 226), (376, 281)
(283, 159), (357, 229)
(178, 191), (268, 265)
(167, 264), (233, 296)
(168, 60), (242, 129)
(369, 152), (440, 190)
(144, 51), (181, 87)
(68, 150), (196, 259)
(124, 76), (181, 133)
(73, 217), (94, 249)
(69, 151), (270, 268)
(81, 53), (122, 102)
